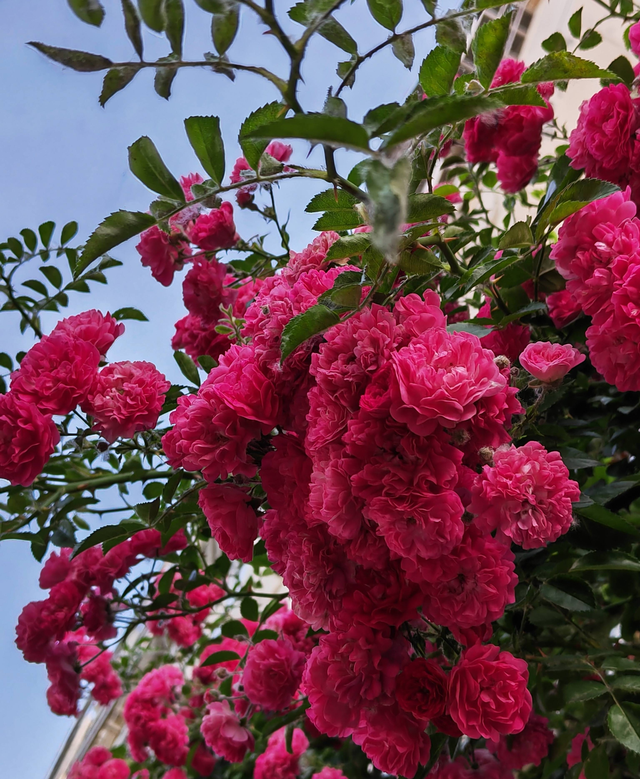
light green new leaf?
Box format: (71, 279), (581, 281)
(522, 52), (616, 84)
(419, 45), (461, 97)
(472, 11), (513, 88)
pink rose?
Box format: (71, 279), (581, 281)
(189, 201), (238, 252)
(0, 392), (59, 486)
(181, 257), (229, 320)
(254, 728), (308, 779)
(567, 728), (593, 775)
(448, 644), (532, 741)
(487, 712), (554, 770)
(83, 361), (170, 443)
(243, 638), (307, 711)
(520, 341), (585, 383)
(198, 483), (258, 562)
(630, 22), (640, 57)
(547, 289), (582, 328)
(136, 225), (191, 286)
(201, 700), (254, 763)
(51, 310), (124, 356)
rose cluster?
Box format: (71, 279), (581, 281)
(550, 188), (640, 390)
(0, 309), (170, 485)
(163, 230), (579, 776)
(463, 59), (554, 192)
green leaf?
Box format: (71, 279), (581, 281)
(317, 18), (357, 55)
(313, 211), (363, 231)
(472, 11), (513, 88)
(584, 745), (609, 779)
(385, 94), (501, 147)
(560, 447), (600, 469)
(406, 193), (454, 222)
(153, 55), (178, 98)
(580, 30), (602, 50)
(163, 0), (185, 57)
(607, 55), (636, 88)
(366, 0), (402, 31)
(252, 629), (279, 643)
(174, 351), (201, 386)
(138, 0), (164, 31)
(536, 179), (620, 239)
(122, 0), (144, 58)
(614, 676), (640, 692)
(72, 520), (146, 558)
(492, 84), (547, 107)
(609, 703), (640, 754)
(67, 0), (105, 26)
(246, 114), (371, 154)
(184, 116), (225, 185)
(540, 575), (596, 611)
(128, 136), (185, 201)
(20, 228), (37, 251)
(199, 650), (241, 667)
(305, 188), (358, 213)
(522, 52), (615, 84)
(0, 353), (13, 370)
(135, 498), (160, 522)
(112, 306), (148, 321)
(39, 221), (55, 248)
(419, 45), (461, 97)
(211, 2), (239, 55)
(576, 503), (640, 537)
(220, 619), (249, 639)
(325, 234), (371, 260)
(75, 210), (156, 277)
(281, 304), (340, 361)
(99, 67), (139, 106)
(568, 8), (582, 39)
(239, 101), (286, 170)
(320, 283), (362, 309)
(436, 16), (467, 53)
(448, 321), (494, 338)
(240, 597), (259, 622)
(392, 34), (415, 69)
(563, 680), (607, 703)
(23, 279), (48, 296)
(28, 42), (112, 72)
(61, 221), (79, 244)
(542, 32), (567, 52)
(499, 221), (534, 249)
(40, 266), (63, 288)
(571, 552), (640, 573)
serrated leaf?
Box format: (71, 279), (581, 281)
(436, 16), (467, 53)
(419, 45), (461, 97)
(571, 552), (640, 573)
(406, 193), (454, 222)
(542, 32), (567, 53)
(135, 498), (160, 522)
(72, 520), (146, 558)
(522, 52), (615, 84)
(174, 351), (201, 386)
(499, 221), (534, 249)
(313, 211), (363, 231)
(541, 575), (596, 611)
(75, 210), (156, 277)
(364, 103), (402, 135)
(615, 676), (640, 692)
(563, 680), (607, 703)
(472, 11), (513, 88)
(366, 0), (402, 31)
(154, 60), (178, 98)
(29, 42), (112, 72)
(535, 179), (620, 240)
(317, 17), (357, 55)
(281, 304), (340, 361)
(325, 234), (371, 260)
(609, 703), (640, 754)
(185, 116), (225, 185)
(163, 0), (185, 57)
(239, 101), (286, 170)
(392, 34), (415, 69)
(67, 0), (105, 26)
(99, 67), (139, 106)
(246, 114), (371, 153)
(568, 8), (582, 39)
(305, 188), (358, 212)
(112, 306), (148, 321)
(211, 2), (239, 55)
(128, 136), (185, 201)
(386, 94), (501, 147)
(492, 83), (547, 107)
(200, 650), (241, 667)
(122, 0), (144, 58)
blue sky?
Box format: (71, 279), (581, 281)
(0, 1), (450, 776)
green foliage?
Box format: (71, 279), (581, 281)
(280, 304), (340, 360)
(419, 45), (461, 97)
(471, 11), (513, 88)
(239, 102), (286, 170)
(184, 116), (225, 184)
(128, 136), (185, 201)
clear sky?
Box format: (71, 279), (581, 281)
(0, 1), (451, 776)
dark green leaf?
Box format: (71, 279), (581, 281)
(240, 597), (259, 622)
(392, 34), (415, 69)
(200, 650), (241, 667)
(163, 0), (185, 57)
(220, 619), (249, 639)
(112, 306), (148, 321)
(317, 18), (357, 55)
(72, 520), (146, 557)
(419, 45), (461, 97)
(153, 56), (178, 98)
(406, 194), (454, 222)
(61, 221), (79, 245)
(135, 498), (160, 522)
(40, 266), (63, 288)
(563, 680), (607, 703)
(536, 179), (620, 239)
(499, 221), (534, 249)
(20, 229), (37, 252)
(448, 322), (494, 338)
(472, 11), (513, 88)
(366, 0), (402, 31)
(75, 210), (156, 277)
(0, 353), (13, 370)
(281, 304), (340, 361)
(122, 0), (144, 58)
(560, 447), (600, 469)
(38, 221), (55, 247)
(246, 114), (371, 153)
(185, 116), (225, 185)
(67, 0), (105, 26)
(609, 703), (640, 753)
(28, 42), (112, 72)
(305, 188), (358, 213)
(99, 66), (139, 106)
(436, 16), (467, 53)
(211, 2), (239, 55)
(239, 101), (286, 170)
(607, 55), (636, 88)
(385, 94), (501, 147)
(325, 234), (371, 260)
(252, 629), (279, 643)
(568, 8), (582, 39)
(128, 136), (185, 201)
(614, 676), (640, 692)
(313, 211), (363, 230)
(542, 32), (567, 52)
(492, 84), (547, 107)
(540, 575), (596, 611)
(580, 30), (602, 50)
(138, 0), (164, 31)
(571, 552), (640, 573)
(522, 52), (615, 84)
(174, 351), (201, 386)
(584, 745), (609, 779)
(23, 279), (48, 296)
